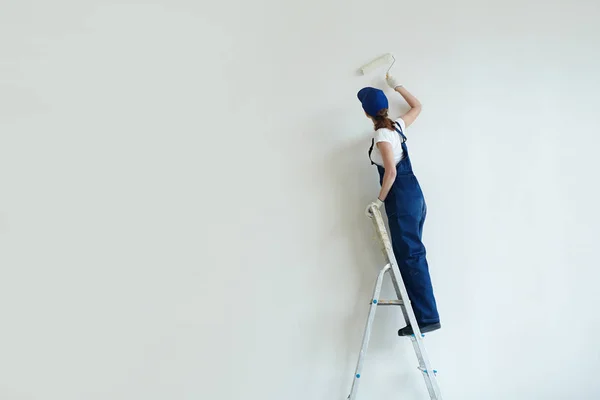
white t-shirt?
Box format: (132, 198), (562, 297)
(370, 117), (406, 166)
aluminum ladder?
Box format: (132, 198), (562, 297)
(347, 206), (443, 400)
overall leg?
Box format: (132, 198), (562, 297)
(387, 212), (440, 325)
(378, 167), (440, 333)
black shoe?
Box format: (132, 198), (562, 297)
(398, 322), (441, 337)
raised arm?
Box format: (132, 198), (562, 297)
(395, 86), (422, 128)
(386, 74), (422, 128)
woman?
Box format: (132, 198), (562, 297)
(357, 75), (440, 336)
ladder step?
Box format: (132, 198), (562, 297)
(371, 299), (404, 306)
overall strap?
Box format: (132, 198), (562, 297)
(368, 138), (375, 165)
(394, 121), (407, 143)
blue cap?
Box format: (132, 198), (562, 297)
(357, 87), (388, 117)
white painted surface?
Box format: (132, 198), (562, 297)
(1, 1), (599, 399)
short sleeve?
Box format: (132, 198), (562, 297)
(394, 117), (406, 133)
(374, 129), (395, 144)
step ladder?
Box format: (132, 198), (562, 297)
(347, 206), (443, 400)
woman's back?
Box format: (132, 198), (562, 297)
(370, 118), (406, 166)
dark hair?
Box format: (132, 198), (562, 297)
(372, 108), (395, 131)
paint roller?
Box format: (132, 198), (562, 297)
(359, 53), (396, 76)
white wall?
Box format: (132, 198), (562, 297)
(2, 1), (600, 399)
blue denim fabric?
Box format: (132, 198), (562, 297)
(373, 122), (440, 325)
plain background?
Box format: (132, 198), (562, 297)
(1, 0), (600, 399)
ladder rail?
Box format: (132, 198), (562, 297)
(347, 263), (390, 400)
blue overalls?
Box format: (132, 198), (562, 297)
(368, 122), (440, 326)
